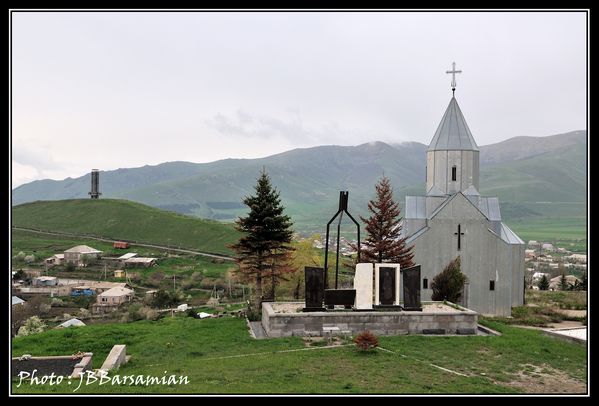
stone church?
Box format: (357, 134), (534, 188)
(401, 82), (525, 316)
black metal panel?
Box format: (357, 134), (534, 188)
(304, 267), (325, 311)
(402, 265), (422, 311)
(324, 289), (356, 306)
(379, 267), (395, 305)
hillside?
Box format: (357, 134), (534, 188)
(11, 316), (587, 394)
(11, 131), (587, 234)
(11, 199), (239, 256)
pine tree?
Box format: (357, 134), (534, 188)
(359, 176), (414, 267)
(229, 170), (295, 310)
(538, 274), (549, 291)
(559, 273), (569, 291)
(431, 256), (467, 303)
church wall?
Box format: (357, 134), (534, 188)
(404, 218), (426, 239)
(426, 150), (480, 195)
(426, 151), (435, 193)
(505, 242), (525, 307)
(408, 194), (514, 316)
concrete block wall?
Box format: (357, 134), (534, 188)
(262, 302), (478, 338)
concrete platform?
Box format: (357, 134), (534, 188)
(261, 301), (478, 338)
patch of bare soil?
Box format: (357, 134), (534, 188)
(554, 309), (586, 318)
(505, 364), (587, 394)
(302, 336), (346, 347)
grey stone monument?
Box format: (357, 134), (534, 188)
(303, 267), (326, 312)
(402, 265), (422, 311)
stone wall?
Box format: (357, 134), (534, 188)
(261, 302), (478, 338)
(12, 353), (93, 378)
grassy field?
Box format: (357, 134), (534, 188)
(12, 199), (239, 256)
(11, 316), (586, 394)
(507, 217), (587, 251)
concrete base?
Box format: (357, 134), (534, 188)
(262, 301), (478, 338)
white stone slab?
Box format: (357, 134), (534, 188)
(354, 263), (374, 310)
(374, 263), (401, 305)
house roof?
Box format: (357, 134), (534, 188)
(118, 253), (138, 260)
(65, 245), (102, 254)
(550, 275), (581, 284)
(12, 296), (25, 305)
(73, 282), (127, 290)
(124, 257), (156, 264)
(406, 193), (501, 223)
(58, 318), (86, 328)
(499, 223), (525, 245)
(98, 287), (134, 297)
(428, 97), (479, 152)
(35, 276), (57, 281)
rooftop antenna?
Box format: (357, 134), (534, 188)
(89, 169), (101, 199)
(446, 61), (462, 97)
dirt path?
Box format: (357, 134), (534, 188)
(13, 226), (234, 261)
(504, 364), (587, 394)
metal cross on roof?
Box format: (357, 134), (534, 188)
(446, 62), (462, 95)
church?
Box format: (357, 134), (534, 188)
(400, 64), (525, 316)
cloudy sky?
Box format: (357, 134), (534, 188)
(11, 11), (587, 187)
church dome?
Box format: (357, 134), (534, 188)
(428, 97), (479, 151)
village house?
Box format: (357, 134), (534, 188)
(524, 249), (537, 259)
(549, 275), (581, 291)
(565, 253), (587, 264)
(70, 281), (129, 296)
(64, 245), (103, 267)
(92, 286), (134, 313)
(12, 296), (25, 306)
(57, 318), (86, 328)
(114, 270), (126, 278)
(33, 276), (58, 286)
(44, 254), (64, 267)
(123, 257), (156, 268)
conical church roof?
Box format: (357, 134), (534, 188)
(428, 97), (479, 151)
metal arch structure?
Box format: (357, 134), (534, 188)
(323, 191), (360, 290)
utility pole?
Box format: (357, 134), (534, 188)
(173, 274), (176, 292)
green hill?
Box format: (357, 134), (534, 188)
(11, 199), (239, 256)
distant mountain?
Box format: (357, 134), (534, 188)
(12, 131), (587, 232)
(479, 130), (587, 165)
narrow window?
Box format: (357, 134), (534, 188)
(490, 280), (495, 291)
(451, 166), (457, 181)
(423, 278), (428, 289)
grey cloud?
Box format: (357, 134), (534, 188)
(207, 110), (321, 143)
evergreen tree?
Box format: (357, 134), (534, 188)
(538, 274), (550, 291)
(559, 273), (570, 291)
(431, 256), (467, 303)
(359, 176), (414, 267)
(229, 170), (295, 310)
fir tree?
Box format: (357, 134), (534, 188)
(559, 273), (570, 291)
(359, 176), (414, 267)
(229, 170), (295, 310)
(538, 274), (550, 291)
(431, 256), (467, 303)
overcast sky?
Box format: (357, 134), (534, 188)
(11, 11), (587, 187)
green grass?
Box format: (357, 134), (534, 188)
(11, 317), (586, 394)
(507, 217), (587, 249)
(12, 199), (239, 256)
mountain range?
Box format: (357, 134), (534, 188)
(12, 130), (587, 233)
